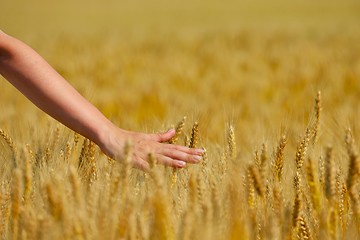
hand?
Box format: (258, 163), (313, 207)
(99, 127), (204, 171)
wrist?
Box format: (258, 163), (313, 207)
(95, 121), (114, 150)
(94, 121), (127, 158)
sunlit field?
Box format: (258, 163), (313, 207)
(1, 0), (360, 239)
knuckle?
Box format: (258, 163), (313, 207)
(138, 161), (149, 171)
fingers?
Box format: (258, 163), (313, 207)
(156, 155), (187, 168)
(161, 148), (202, 164)
(123, 129), (205, 171)
(131, 148), (201, 170)
(167, 144), (205, 156)
(152, 140), (205, 165)
(132, 154), (186, 170)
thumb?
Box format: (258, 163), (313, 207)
(152, 129), (175, 142)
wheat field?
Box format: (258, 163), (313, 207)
(1, 0), (360, 239)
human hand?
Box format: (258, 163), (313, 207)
(98, 127), (204, 171)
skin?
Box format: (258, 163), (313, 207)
(0, 30), (204, 171)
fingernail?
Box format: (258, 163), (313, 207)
(178, 161), (186, 167)
(195, 149), (205, 155)
(193, 155), (202, 162)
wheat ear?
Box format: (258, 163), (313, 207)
(274, 135), (287, 182)
(189, 122), (199, 148)
(169, 116), (186, 144)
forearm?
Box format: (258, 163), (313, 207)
(0, 32), (113, 146)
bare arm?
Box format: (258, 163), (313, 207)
(0, 31), (203, 170)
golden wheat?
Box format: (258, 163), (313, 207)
(189, 122), (199, 149)
(0, 11), (360, 239)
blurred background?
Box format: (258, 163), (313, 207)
(1, 0), (360, 156)
(1, 0), (359, 37)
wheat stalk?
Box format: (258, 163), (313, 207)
(305, 157), (320, 213)
(345, 129), (360, 192)
(169, 116), (187, 144)
(189, 122), (199, 148)
(297, 215), (312, 240)
(11, 169), (21, 240)
(227, 124), (237, 161)
(274, 135), (287, 182)
(0, 128), (17, 166)
(69, 166), (82, 205)
(324, 146), (336, 201)
(295, 129), (311, 172)
(293, 172), (302, 228)
(312, 91), (321, 144)
(23, 146), (33, 207)
(46, 182), (63, 221)
(249, 165), (265, 198)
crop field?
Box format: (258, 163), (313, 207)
(1, 0), (360, 239)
